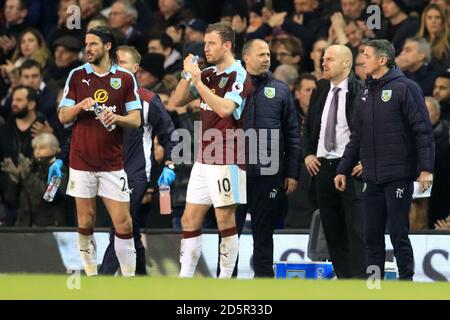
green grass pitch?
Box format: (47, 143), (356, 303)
(1, 275), (450, 299)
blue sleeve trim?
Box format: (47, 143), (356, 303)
(232, 97), (246, 120)
(60, 98), (75, 107)
(126, 100), (142, 111)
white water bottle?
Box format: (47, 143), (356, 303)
(94, 102), (116, 131)
(181, 55), (199, 81)
(43, 176), (62, 202)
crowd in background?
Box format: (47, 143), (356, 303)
(0, 0), (448, 230)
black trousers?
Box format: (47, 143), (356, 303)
(315, 158), (366, 279)
(364, 179), (414, 280)
(217, 174), (283, 278)
(99, 180), (148, 275)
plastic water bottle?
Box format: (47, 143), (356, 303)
(181, 55), (199, 81)
(94, 102), (116, 131)
(43, 176), (62, 202)
(159, 185), (172, 215)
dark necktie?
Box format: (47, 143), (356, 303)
(324, 87), (341, 152)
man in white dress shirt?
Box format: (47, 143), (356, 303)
(303, 45), (366, 279)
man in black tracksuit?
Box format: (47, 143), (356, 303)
(336, 40), (434, 280)
(240, 39), (301, 277)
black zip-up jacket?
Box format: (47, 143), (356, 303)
(337, 67), (435, 184)
(243, 71), (301, 179)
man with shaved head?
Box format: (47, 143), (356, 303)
(303, 44), (366, 279)
(231, 38), (300, 278)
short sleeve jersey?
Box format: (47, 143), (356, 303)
(190, 60), (253, 166)
(60, 63), (141, 171)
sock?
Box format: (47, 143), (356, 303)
(77, 227), (97, 276)
(114, 232), (136, 277)
(219, 227), (239, 279)
(179, 230), (202, 278)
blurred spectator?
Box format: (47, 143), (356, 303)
(247, 2), (264, 34)
(246, 0), (325, 68)
(137, 53), (166, 92)
(396, 37), (437, 96)
(0, 86), (47, 217)
(18, 60), (59, 136)
(0, 0), (29, 61)
(273, 36), (304, 73)
(375, 0), (420, 55)
(433, 72), (450, 121)
(417, 3), (450, 73)
(329, 12), (364, 59)
(430, 0), (450, 20)
(340, 0), (366, 21)
(5, 133), (68, 227)
(294, 73), (317, 118)
(86, 14), (108, 31)
(285, 73), (318, 229)
(354, 51), (366, 80)
(1, 28), (50, 79)
(425, 96), (450, 228)
(80, 0), (104, 28)
(151, 0), (194, 36)
(44, 36), (83, 96)
(274, 64), (299, 92)
(148, 34), (182, 75)
(183, 18), (207, 43)
(310, 37), (327, 80)
(108, 0), (148, 55)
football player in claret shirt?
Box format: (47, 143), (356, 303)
(58, 26), (141, 277)
(170, 22), (253, 278)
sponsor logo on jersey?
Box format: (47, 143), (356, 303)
(91, 89), (117, 112)
(110, 78), (122, 90)
(94, 89), (108, 103)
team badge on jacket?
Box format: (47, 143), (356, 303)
(110, 78), (122, 90)
(219, 77), (228, 89)
(264, 87), (276, 98)
(381, 90), (392, 102)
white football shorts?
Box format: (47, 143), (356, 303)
(186, 162), (246, 208)
(67, 168), (130, 202)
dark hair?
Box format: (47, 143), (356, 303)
(205, 22), (235, 51)
(19, 0), (29, 10)
(363, 39), (396, 68)
(436, 71), (450, 81)
(149, 33), (174, 50)
(296, 73), (317, 90)
(13, 85), (38, 103)
(278, 36), (305, 58)
(87, 26), (117, 64)
(19, 59), (43, 75)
